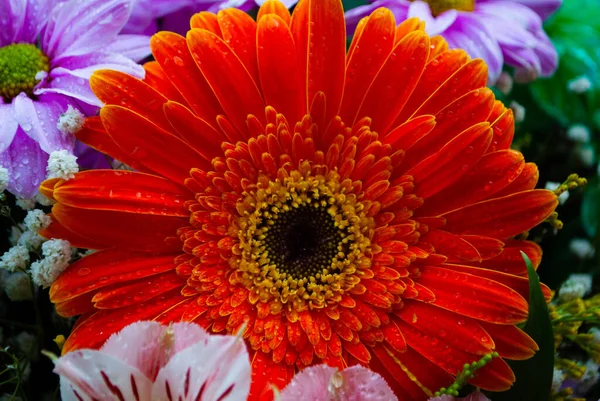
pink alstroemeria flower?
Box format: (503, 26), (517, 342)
(52, 321), (250, 400)
(279, 364), (398, 401)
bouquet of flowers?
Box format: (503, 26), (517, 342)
(0, 0), (599, 400)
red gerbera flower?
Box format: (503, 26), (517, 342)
(41, 0), (558, 399)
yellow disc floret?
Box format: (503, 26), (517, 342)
(417, 0), (476, 15)
(234, 163), (375, 312)
(0, 43), (49, 101)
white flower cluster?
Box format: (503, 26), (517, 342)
(56, 105), (85, 135)
(569, 238), (595, 259)
(0, 245), (30, 272)
(567, 124), (591, 143)
(30, 239), (72, 288)
(578, 360), (600, 393)
(0, 166), (8, 192)
(24, 209), (51, 232)
(15, 197), (36, 210)
(558, 273), (593, 302)
(509, 101), (526, 123)
(568, 76), (592, 94)
(47, 150), (79, 180)
(589, 327), (600, 345)
(551, 367), (564, 392)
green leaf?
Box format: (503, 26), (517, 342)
(581, 178), (600, 238)
(485, 253), (554, 401)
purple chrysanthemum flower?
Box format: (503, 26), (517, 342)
(0, 0), (150, 198)
(345, 0), (561, 84)
(124, 0), (298, 35)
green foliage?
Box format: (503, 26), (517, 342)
(488, 253), (555, 401)
(581, 177), (600, 239)
(530, 0), (600, 128)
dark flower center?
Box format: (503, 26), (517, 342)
(0, 43), (49, 102)
(261, 203), (347, 280)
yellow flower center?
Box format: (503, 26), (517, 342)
(234, 164), (374, 311)
(418, 0), (475, 15)
(0, 43), (49, 101)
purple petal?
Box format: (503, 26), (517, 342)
(51, 52), (145, 80)
(0, 0), (26, 45)
(505, 0), (562, 20)
(0, 129), (48, 198)
(42, 0), (133, 61)
(105, 34), (151, 62)
(344, 1), (405, 36)
(74, 142), (112, 170)
(255, 0), (296, 7)
(0, 102), (18, 153)
(35, 73), (102, 107)
(13, 94), (75, 154)
(407, 1), (457, 36)
(121, 0), (155, 34)
(14, 0), (57, 44)
(444, 15), (503, 84)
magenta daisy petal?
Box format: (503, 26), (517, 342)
(0, 0), (149, 198)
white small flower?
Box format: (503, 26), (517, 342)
(30, 239), (72, 288)
(56, 105), (85, 136)
(545, 181), (569, 204)
(509, 101), (526, 123)
(589, 327), (600, 345)
(577, 144), (595, 167)
(9, 223), (25, 246)
(0, 166), (8, 192)
(496, 72), (513, 95)
(24, 209), (51, 232)
(36, 190), (54, 206)
(578, 360), (599, 393)
(567, 124), (591, 143)
(552, 368), (564, 392)
(558, 273), (593, 302)
(569, 238), (595, 259)
(15, 197), (36, 210)
(47, 150), (78, 180)
(568, 76), (592, 94)
(3, 272), (33, 301)
(0, 245), (30, 272)
(14, 331), (37, 360)
(17, 230), (45, 251)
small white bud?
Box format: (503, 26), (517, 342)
(47, 150), (78, 180)
(568, 76), (592, 94)
(56, 105), (85, 135)
(509, 101), (526, 123)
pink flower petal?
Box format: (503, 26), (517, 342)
(280, 365), (398, 401)
(152, 334), (251, 401)
(100, 321), (169, 381)
(56, 350), (153, 401)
